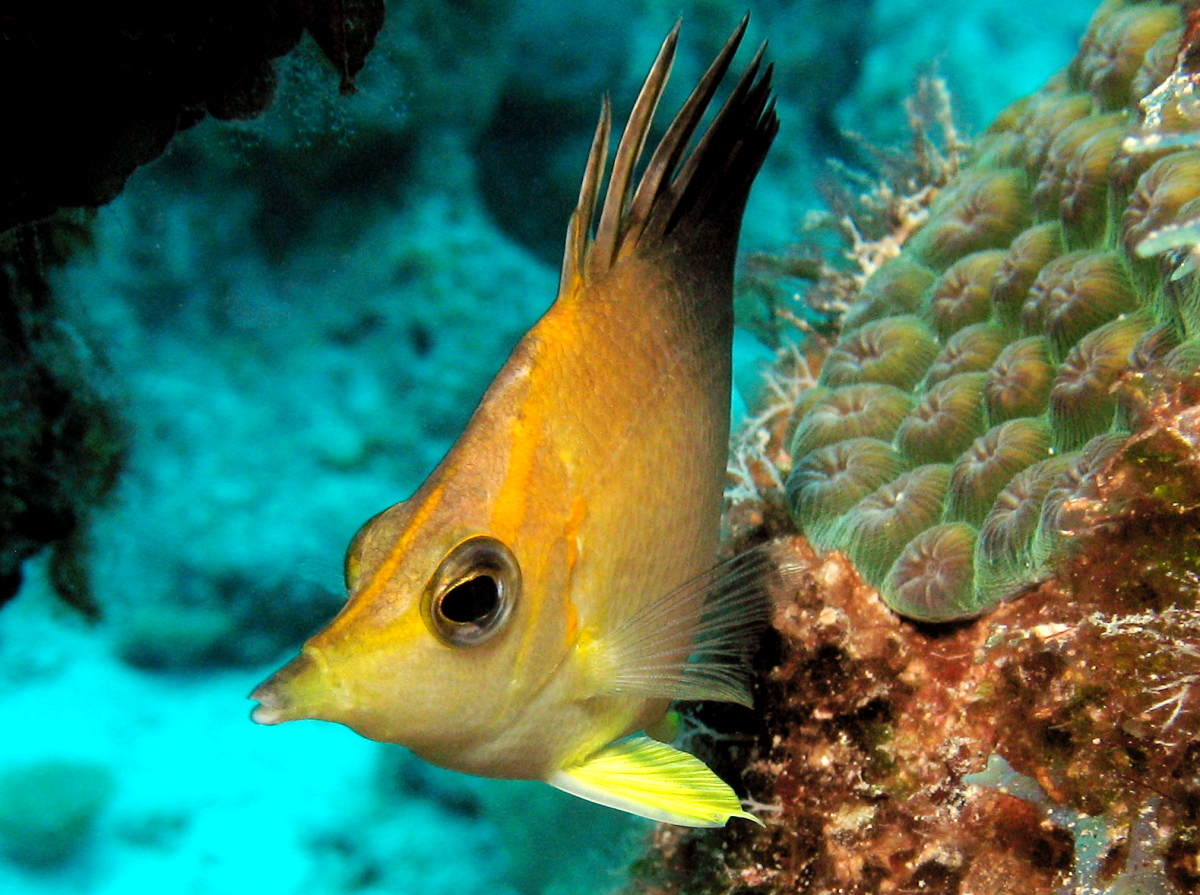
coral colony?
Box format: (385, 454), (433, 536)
(637, 2), (1200, 894)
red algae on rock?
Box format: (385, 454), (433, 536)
(635, 484), (1200, 893)
(629, 2), (1200, 893)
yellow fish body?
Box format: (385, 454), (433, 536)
(251, 19), (778, 827)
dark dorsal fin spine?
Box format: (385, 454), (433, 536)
(560, 16), (777, 289)
(589, 23), (680, 274)
(624, 15), (750, 250)
(659, 60), (776, 249)
(560, 97), (611, 295)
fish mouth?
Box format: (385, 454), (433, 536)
(249, 649), (323, 725)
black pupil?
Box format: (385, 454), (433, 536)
(440, 576), (499, 624)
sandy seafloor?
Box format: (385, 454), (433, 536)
(0, 1), (1097, 892)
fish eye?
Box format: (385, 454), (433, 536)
(440, 575), (500, 624)
(426, 536), (520, 647)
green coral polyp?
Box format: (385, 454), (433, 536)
(1032, 434), (1126, 568)
(946, 418), (1052, 526)
(924, 323), (1009, 387)
(907, 168), (1032, 270)
(818, 315), (939, 390)
(1059, 119), (1128, 246)
(782, 0), (1200, 622)
(789, 383), (914, 459)
(1040, 250), (1139, 358)
(984, 336), (1055, 423)
(1013, 93), (1093, 175)
(885, 522), (980, 621)
(785, 437), (907, 545)
(1031, 113), (1126, 217)
(1123, 150), (1200, 257)
(927, 250), (1007, 338)
(1075, 3), (1180, 111)
(990, 221), (1065, 327)
(833, 464), (951, 588)
(975, 455), (1071, 605)
(1048, 313), (1150, 451)
(895, 372), (988, 464)
(844, 256), (938, 329)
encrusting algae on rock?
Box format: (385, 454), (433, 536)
(631, 1), (1200, 893)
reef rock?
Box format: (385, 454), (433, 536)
(635, 2), (1200, 893)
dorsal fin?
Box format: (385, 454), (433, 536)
(559, 16), (778, 292)
(560, 97), (611, 296)
(590, 22), (681, 274)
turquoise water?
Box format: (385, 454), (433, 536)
(0, 1), (1094, 892)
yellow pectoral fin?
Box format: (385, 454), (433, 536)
(546, 735), (763, 828)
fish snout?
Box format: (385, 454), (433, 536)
(249, 649), (328, 725)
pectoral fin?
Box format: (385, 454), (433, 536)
(546, 734), (762, 828)
(594, 543), (782, 707)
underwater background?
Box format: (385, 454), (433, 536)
(0, 0), (1111, 893)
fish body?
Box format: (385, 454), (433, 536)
(252, 19), (778, 826)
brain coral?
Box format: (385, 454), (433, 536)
(784, 0), (1198, 621)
